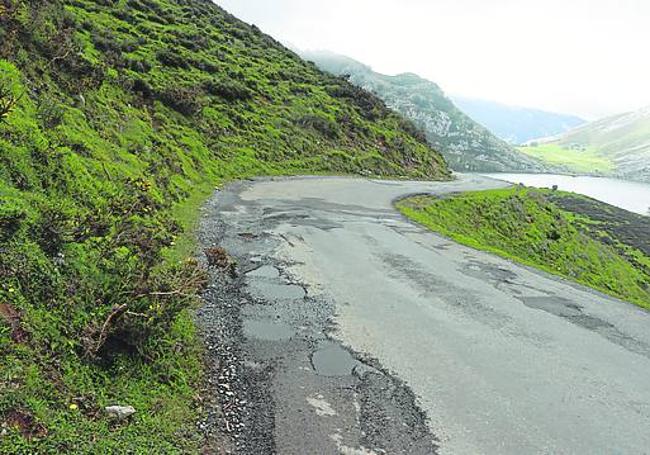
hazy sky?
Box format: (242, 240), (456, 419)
(215, 0), (650, 120)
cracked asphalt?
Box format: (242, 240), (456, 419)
(198, 175), (650, 455)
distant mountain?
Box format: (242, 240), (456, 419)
(522, 107), (650, 182)
(452, 97), (586, 145)
(301, 51), (545, 172)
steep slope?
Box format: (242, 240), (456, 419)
(452, 96), (585, 145)
(302, 50), (546, 172)
(0, 0), (448, 452)
(522, 107), (650, 182)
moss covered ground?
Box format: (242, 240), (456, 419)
(397, 187), (650, 309)
(0, 0), (448, 452)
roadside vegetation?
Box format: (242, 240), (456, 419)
(519, 144), (613, 174)
(397, 187), (650, 309)
(0, 0), (448, 452)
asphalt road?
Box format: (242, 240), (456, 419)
(200, 175), (650, 455)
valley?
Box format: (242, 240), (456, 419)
(451, 96), (585, 145)
(2, 0), (649, 453)
(518, 144), (614, 174)
(520, 107), (650, 183)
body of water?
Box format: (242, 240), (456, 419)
(483, 173), (650, 216)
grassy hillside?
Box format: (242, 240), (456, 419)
(302, 51), (546, 173)
(518, 144), (614, 174)
(520, 107), (650, 182)
(398, 188), (650, 309)
(0, 0), (448, 452)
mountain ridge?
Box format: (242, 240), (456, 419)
(521, 106), (650, 182)
(301, 50), (546, 173)
(452, 96), (586, 145)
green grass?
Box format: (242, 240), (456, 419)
(519, 144), (613, 173)
(397, 188), (650, 309)
(0, 0), (449, 452)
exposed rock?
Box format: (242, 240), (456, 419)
(105, 405), (136, 420)
(302, 50), (548, 173)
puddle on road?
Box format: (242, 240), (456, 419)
(248, 281), (306, 301)
(243, 319), (294, 341)
(246, 265), (306, 301)
(246, 265), (280, 279)
(311, 342), (360, 377)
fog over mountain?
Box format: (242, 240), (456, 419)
(216, 0), (650, 119)
(303, 50), (546, 172)
(452, 97), (586, 145)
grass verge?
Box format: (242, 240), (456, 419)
(397, 187), (650, 309)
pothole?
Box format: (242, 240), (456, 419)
(246, 265), (280, 279)
(245, 265), (307, 301)
(311, 341), (360, 377)
(521, 296), (582, 318)
(243, 319), (294, 341)
(247, 281), (306, 301)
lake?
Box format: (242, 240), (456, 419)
(483, 173), (650, 216)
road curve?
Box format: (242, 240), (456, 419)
(201, 174), (650, 454)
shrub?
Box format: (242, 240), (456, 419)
(82, 258), (208, 359)
(0, 61), (22, 123)
(36, 97), (65, 129)
(204, 78), (253, 102)
(157, 85), (205, 115)
(32, 199), (76, 257)
(157, 48), (189, 69)
(398, 116), (428, 144)
(296, 114), (340, 139)
(131, 77), (154, 98)
(0, 203), (27, 242)
(326, 78), (388, 120)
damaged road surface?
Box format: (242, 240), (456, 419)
(197, 175), (650, 454)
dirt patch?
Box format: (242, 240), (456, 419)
(205, 247), (237, 273)
(0, 303), (28, 343)
(3, 409), (47, 439)
(550, 193), (650, 256)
